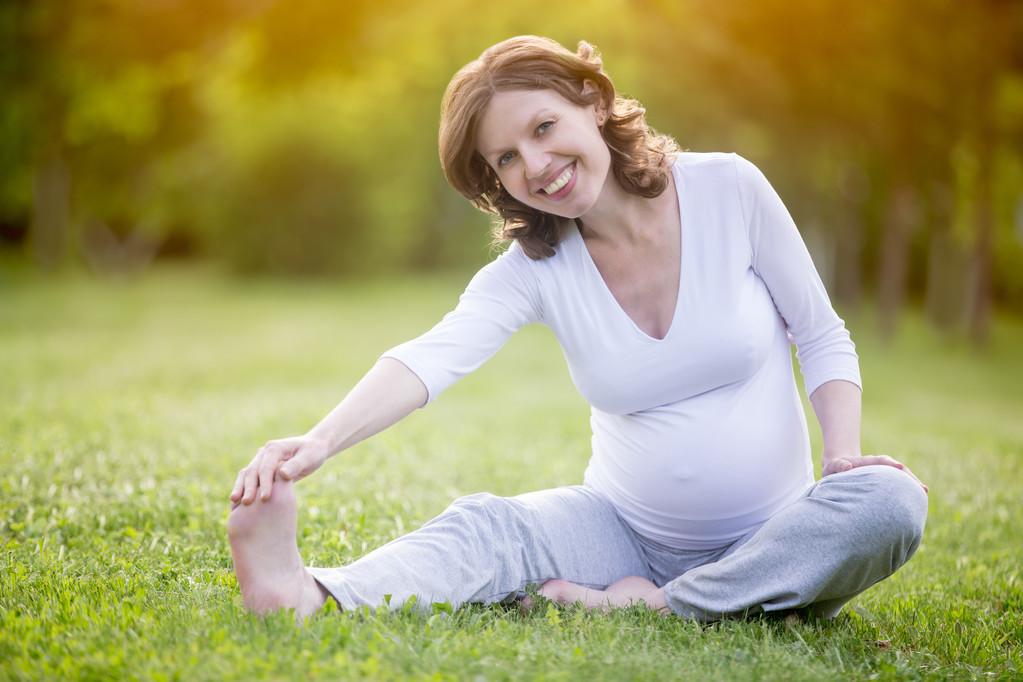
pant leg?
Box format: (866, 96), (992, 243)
(661, 465), (928, 621)
(307, 484), (652, 612)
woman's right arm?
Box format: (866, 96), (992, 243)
(231, 241), (542, 507)
(230, 357), (427, 506)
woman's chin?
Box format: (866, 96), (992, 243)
(531, 196), (593, 221)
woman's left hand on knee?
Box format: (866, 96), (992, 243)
(822, 454), (928, 494)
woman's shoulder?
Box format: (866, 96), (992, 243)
(671, 150), (746, 172)
(671, 151), (767, 198)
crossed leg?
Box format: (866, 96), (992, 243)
(659, 466), (928, 620)
(226, 467), (925, 624)
(529, 466), (927, 620)
(227, 478), (329, 623)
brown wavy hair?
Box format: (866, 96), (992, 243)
(439, 35), (682, 259)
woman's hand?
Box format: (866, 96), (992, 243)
(230, 435), (331, 508)
(821, 453), (928, 493)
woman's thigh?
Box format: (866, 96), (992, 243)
(307, 484), (652, 611)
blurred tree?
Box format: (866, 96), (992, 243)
(4, 0), (1022, 338)
(634, 0), (1023, 343)
(959, 0), (1022, 345)
(5, 1), (72, 268)
(4, 0), (252, 270)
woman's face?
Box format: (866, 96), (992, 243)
(475, 87), (610, 219)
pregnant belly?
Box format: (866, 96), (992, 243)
(584, 391), (813, 542)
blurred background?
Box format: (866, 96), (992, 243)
(2, 0), (1022, 343)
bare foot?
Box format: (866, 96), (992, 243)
(537, 578), (618, 611)
(539, 578), (593, 605)
(518, 579), (579, 612)
(227, 478), (329, 623)
(605, 576), (669, 614)
(535, 577), (669, 614)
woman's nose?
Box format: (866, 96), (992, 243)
(521, 147), (551, 181)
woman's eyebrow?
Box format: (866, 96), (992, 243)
(482, 109), (555, 159)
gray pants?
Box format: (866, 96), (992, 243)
(307, 465), (927, 620)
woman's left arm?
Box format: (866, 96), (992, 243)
(810, 378), (928, 491)
(733, 154), (926, 492)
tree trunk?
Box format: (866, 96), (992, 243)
(834, 160), (870, 310)
(834, 211), (863, 310)
(878, 184), (918, 341)
(30, 149), (71, 269)
(924, 178), (964, 334)
(964, 0), (1012, 348)
(967, 129), (994, 347)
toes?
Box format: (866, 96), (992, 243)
(261, 477), (297, 512)
(227, 501), (259, 540)
(539, 579), (569, 602)
(227, 479), (297, 538)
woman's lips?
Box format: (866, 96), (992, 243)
(539, 162), (577, 199)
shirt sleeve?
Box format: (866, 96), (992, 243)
(380, 241), (544, 405)
(732, 153), (862, 398)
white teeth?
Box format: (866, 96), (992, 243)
(542, 165), (574, 194)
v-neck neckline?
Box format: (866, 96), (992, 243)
(575, 159), (685, 343)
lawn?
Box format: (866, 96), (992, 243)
(1, 264), (1021, 680)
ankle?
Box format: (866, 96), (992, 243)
(298, 569), (329, 616)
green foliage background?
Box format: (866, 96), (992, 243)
(3, 1), (1023, 334)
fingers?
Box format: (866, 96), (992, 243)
(235, 443), (283, 505)
(257, 446), (279, 501)
(230, 469), (245, 503)
(278, 447), (312, 480)
(853, 454), (904, 470)
(240, 451), (262, 505)
(229, 437), (315, 506)
(278, 453), (300, 480)
(771, 452), (930, 496)
(843, 454), (929, 494)
(821, 457), (854, 477)
(280, 442), (327, 481)
(899, 464), (929, 494)
(230, 469), (243, 501)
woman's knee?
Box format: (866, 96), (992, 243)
(850, 465), (928, 554)
(449, 491), (504, 514)
(445, 492), (534, 540)
(444, 492), (510, 527)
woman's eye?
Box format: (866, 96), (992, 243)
(498, 152), (515, 167)
(537, 120), (554, 134)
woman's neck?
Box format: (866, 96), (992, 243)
(576, 167), (675, 247)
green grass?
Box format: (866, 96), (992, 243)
(1, 264), (1021, 681)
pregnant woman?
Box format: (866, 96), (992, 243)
(226, 35), (928, 622)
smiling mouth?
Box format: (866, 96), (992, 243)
(538, 163), (575, 195)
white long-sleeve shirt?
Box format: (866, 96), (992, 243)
(382, 152), (861, 549)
